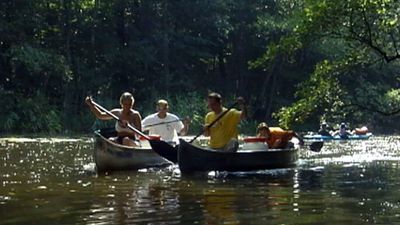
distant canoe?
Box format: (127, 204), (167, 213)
(178, 139), (298, 173)
(303, 133), (373, 141)
(94, 129), (171, 172)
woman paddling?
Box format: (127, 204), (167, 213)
(85, 92), (142, 146)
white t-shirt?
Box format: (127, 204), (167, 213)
(142, 113), (184, 143)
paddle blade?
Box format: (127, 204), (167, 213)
(309, 141), (323, 152)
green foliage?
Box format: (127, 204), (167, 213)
(0, 91), (62, 133)
(169, 92), (208, 135)
(9, 45), (70, 78)
(254, 0), (400, 131)
(1, 0), (400, 134)
(274, 59), (346, 129)
(238, 119), (259, 136)
(384, 89), (400, 109)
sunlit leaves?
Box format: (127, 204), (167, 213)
(274, 59), (344, 129)
(255, 0), (400, 129)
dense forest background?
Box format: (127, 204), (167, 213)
(1, 0), (400, 135)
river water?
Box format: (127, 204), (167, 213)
(1, 136), (400, 225)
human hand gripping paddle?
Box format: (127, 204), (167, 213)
(189, 101), (238, 143)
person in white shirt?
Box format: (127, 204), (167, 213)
(142, 99), (190, 144)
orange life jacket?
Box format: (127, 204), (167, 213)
(266, 127), (295, 148)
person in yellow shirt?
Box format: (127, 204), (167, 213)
(204, 92), (247, 151)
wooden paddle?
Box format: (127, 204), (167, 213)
(90, 99), (153, 141)
(189, 102), (238, 143)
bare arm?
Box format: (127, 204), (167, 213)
(179, 117), (191, 135)
(85, 96), (114, 120)
(132, 111), (142, 131)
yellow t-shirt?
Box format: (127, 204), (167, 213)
(205, 108), (242, 149)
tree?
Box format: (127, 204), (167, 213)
(256, 0), (400, 130)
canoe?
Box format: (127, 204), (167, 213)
(94, 129), (171, 172)
(148, 136), (209, 163)
(177, 139), (299, 173)
(303, 133), (373, 141)
(148, 139), (178, 163)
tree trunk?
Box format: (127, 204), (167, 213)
(218, 49), (228, 93)
(61, 0), (79, 130)
(162, 0), (170, 96)
(257, 58), (277, 107)
(115, 0), (127, 46)
(265, 67), (278, 120)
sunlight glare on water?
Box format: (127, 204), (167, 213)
(1, 136), (400, 224)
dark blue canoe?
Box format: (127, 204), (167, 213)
(177, 139), (299, 173)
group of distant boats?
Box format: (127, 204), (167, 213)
(303, 122), (373, 141)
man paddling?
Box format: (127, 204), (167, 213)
(142, 99), (190, 144)
(204, 92), (247, 151)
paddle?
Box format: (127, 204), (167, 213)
(144, 117), (186, 128)
(189, 101), (238, 143)
(296, 135), (323, 152)
(308, 141), (323, 152)
(89, 99), (181, 162)
(90, 99), (152, 141)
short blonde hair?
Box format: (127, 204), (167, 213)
(157, 99), (168, 106)
(119, 92), (134, 105)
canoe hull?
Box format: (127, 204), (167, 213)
(148, 140), (178, 163)
(94, 130), (171, 172)
(178, 139), (298, 173)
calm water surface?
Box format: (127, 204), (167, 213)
(1, 136), (400, 224)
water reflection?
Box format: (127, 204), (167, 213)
(1, 136), (400, 224)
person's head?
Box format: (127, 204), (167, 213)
(321, 122), (327, 129)
(156, 99), (169, 113)
(207, 92), (222, 111)
(340, 122), (346, 129)
(119, 92), (134, 110)
(257, 122), (271, 138)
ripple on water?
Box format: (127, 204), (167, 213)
(1, 136), (400, 224)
